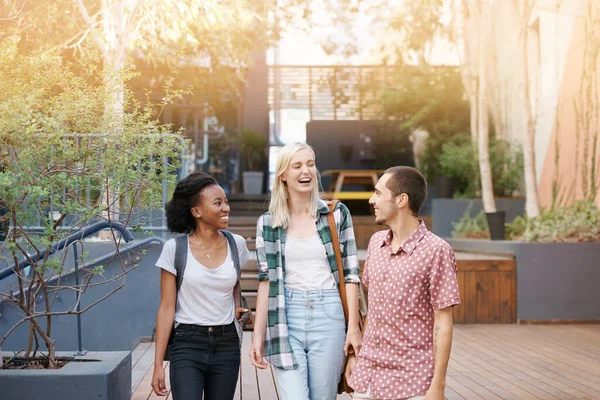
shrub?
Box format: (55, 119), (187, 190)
(372, 122), (415, 169)
(523, 201), (600, 242)
(438, 135), (479, 198)
(237, 129), (267, 172)
(451, 207), (490, 239)
(419, 122), (468, 186)
(436, 134), (524, 198)
(495, 201), (600, 242)
(490, 140), (524, 198)
(505, 215), (527, 241)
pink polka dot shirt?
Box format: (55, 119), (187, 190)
(349, 221), (461, 399)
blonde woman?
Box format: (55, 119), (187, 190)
(249, 143), (362, 400)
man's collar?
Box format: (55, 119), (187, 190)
(380, 220), (428, 255)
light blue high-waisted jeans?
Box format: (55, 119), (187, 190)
(273, 289), (346, 400)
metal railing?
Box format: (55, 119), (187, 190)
(0, 220), (138, 355)
(0, 221), (134, 281)
(6, 133), (194, 235)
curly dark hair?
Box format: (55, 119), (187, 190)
(165, 172), (218, 234)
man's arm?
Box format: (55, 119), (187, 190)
(427, 306), (454, 399)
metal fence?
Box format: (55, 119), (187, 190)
(268, 65), (394, 121)
(268, 64), (462, 122)
(6, 133), (192, 235)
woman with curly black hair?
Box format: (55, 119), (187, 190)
(152, 172), (250, 400)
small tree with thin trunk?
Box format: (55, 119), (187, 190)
(472, 0), (496, 213)
(513, 0), (540, 217)
(453, 0), (497, 212)
(0, 39), (183, 368)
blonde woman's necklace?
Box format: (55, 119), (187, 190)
(193, 231), (221, 259)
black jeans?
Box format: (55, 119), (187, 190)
(169, 322), (240, 400)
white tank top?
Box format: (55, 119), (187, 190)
(284, 234), (336, 291)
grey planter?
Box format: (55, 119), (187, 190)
(432, 198), (525, 238)
(516, 242), (600, 322)
(0, 240), (164, 353)
(434, 176), (454, 199)
(0, 351), (131, 400)
(243, 171), (264, 195)
(447, 239), (600, 322)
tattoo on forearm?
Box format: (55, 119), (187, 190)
(434, 325), (440, 359)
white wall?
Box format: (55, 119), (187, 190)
(532, 0), (584, 182)
(490, 0), (584, 183)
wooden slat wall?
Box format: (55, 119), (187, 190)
(453, 259), (517, 324)
(242, 258), (516, 324)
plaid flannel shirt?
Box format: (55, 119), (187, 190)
(255, 199), (360, 369)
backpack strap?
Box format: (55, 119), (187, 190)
(163, 234), (188, 361)
(174, 235), (188, 292)
(221, 230), (252, 330)
(221, 230), (241, 281)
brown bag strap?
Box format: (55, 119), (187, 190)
(327, 200), (349, 325)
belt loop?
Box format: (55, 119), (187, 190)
(319, 290), (324, 301)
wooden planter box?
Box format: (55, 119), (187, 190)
(359, 256), (517, 325)
(453, 259), (516, 324)
(448, 239), (600, 323)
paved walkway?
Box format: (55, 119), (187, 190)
(131, 324), (600, 399)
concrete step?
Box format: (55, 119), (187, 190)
(227, 194), (268, 219)
(228, 216), (260, 226)
(241, 259), (259, 272)
(228, 194), (269, 202)
(228, 226), (256, 239)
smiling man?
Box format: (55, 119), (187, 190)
(348, 166), (460, 400)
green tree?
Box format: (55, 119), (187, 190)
(0, 39), (183, 367)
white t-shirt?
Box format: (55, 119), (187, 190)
(156, 233), (250, 326)
(284, 234), (336, 291)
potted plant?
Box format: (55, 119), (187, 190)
(432, 136), (525, 237)
(0, 41), (183, 399)
(237, 129), (267, 194)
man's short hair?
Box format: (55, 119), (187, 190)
(384, 166), (428, 216)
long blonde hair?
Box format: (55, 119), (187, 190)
(269, 142), (321, 228)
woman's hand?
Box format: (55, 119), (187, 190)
(344, 325), (362, 356)
(249, 336), (269, 369)
(425, 385), (445, 400)
(151, 364), (169, 396)
(345, 353), (357, 381)
(235, 307), (252, 325)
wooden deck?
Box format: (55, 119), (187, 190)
(131, 324), (600, 400)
